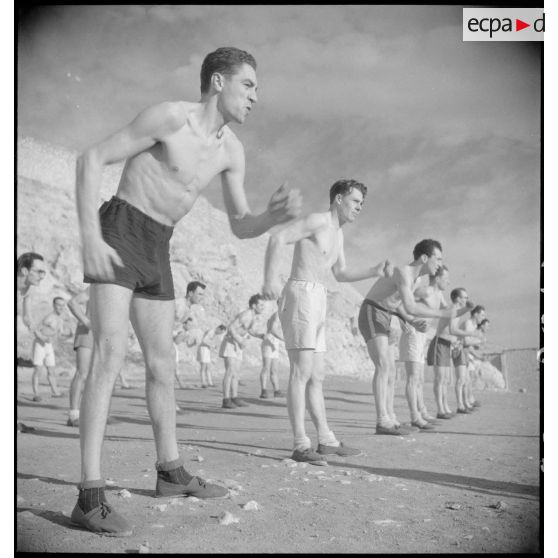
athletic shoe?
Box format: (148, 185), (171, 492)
(231, 397), (249, 407)
(66, 417), (79, 427)
(411, 420), (435, 430)
(456, 408), (471, 414)
(32, 395), (42, 402)
(155, 475), (229, 499)
(436, 413), (452, 419)
(376, 424), (404, 436)
(274, 390), (286, 398)
(70, 502), (133, 537)
(421, 413), (437, 422)
(201, 384), (208, 389)
(396, 424), (417, 434)
(259, 390), (272, 399)
(317, 442), (363, 457)
(17, 422), (36, 433)
(291, 448), (328, 466)
(222, 398), (237, 409)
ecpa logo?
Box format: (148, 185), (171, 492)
(463, 8), (544, 42)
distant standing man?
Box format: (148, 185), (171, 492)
(259, 311), (285, 399)
(31, 297), (71, 401)
(17, 252), (47, 331)
(219, 294), (266, 408)
(264, 179), (391, 465)
(73, 47), (301, 536)
(358, 240), (453, 436)
(462, 305), (487, 408)
(197, 324), (227, 387)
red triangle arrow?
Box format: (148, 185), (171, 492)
(516, 19), (530, 31)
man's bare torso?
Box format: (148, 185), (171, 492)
(365, 265), (416, 311)
(289, 213), (340, 284)
(117, 102), (233, 226)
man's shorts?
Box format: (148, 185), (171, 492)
(358, 299), (405, 342)
(399, 328), (427, 363)
(84, 196), (175, 300)
(278, 280), (327, 353)
(219, 336), (243, 360)
(452, 345), (469, 367)
(33, 340), (55, 367)
(426, 336), (452, 367)
(261, 336), (279, 360)
(73, 324), (93, 351)
(197, 345), (211, 364)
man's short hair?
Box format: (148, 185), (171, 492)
(17, 252), (44, 274)
(200, 47), (257, 94)
(429, 264), (448, 282)
(186, 281), (206, 296)
(248, 294), (264, 308)
(450, 288), (466, 303)
(329, 179), (367, 205)
(53, 296), (65, 305)
(413, 239), (442, 261)
(479, 318), (490, 328)
(471, 305), (485, 317)
(216, 324), (227, 332)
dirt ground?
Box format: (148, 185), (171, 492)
(16, 365), (540, 554)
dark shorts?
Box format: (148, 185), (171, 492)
(73, 323), (93, 350)
(452, 345), (469, 367)
(426, 336), (452, 367)
(358, 299), (405, 342)
(84, 197), (175, 300)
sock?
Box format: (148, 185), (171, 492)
(156, 458), (194, 485)
(69, 409), (80, 420)
(77, 480), (107, 513)
(318, 430), (339, 447)
(293, 435), (312, 452)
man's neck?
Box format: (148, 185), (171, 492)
(17, 276), (29, 295)
(196, 97), (228, 137)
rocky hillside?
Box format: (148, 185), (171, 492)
(17, 137), (372, 380)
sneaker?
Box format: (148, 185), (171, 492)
(274, 390), (286, 398)
(231, 397), (249, 407)
(155, 475), (229, 499)
(67, 417), (79, 427)
(395, 424), (418, 434)
(70, 501), (133, 537)
(317, 442), (363, 457)
(421, 413), (437, 422)
(291, 448), (328, 466)
(376, 424), (404, 436)
(457, 407), (472, 414)
(222, 398), (237, 409)
(17, 422), (36, 433)
(201, 384), (208, 389)
(411, 420), (435, 430)
(436, 412), (452, 419)
(259, 390), (271, 399)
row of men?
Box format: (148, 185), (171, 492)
(18, 46), (489, 537)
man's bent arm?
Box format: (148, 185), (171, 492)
(398, 273), (450, 319)
(68, 292), (91, 329)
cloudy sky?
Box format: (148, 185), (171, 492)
(17, 5), (541, 350)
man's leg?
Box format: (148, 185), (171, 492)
(32, 365), (43, 399)
(260, 357), (271, 397)
(405, 361), (422, 422)
(46, 365), (61, 396)
(270, 359), (281, 393)
(433, 366), (445, 415)
(366, 336), (393, 428)
(287, 349), (313, 450)
(442, 368), (452, 414)
(386, 346), (398, 425)
(69, 347), (92, 424)
(454, 364), (468, 411)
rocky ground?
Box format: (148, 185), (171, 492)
(17, 364), (540, 554)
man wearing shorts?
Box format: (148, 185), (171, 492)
(219, 294), (266, 408)
(74, 47), (301, 536)
(32, 297), (71, 401)
(462, 305), (487, 408)
(17, 252), (47, 332)
(263, 179), (391, 464)
(358, 239), (453, 436)
(426, 288), (482, 417)
(197, 324), (226, 387)
(259, 311), (285, 399)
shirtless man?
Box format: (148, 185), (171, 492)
(73, 47), (301, 536)
(17, 252), (47, 331)
(462, 305), (487, 408)
(259, 311), (285, 399)
(358, 239), (454, 436)
(425, 288), (482, 417)
(198, 324), (227, 387)
(219, 294), (266, 408)
(263, 179), (391, 464)
(31, 297), (71, 401)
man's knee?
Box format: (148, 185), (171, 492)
(145, 354), (175, 381)
(290, 363), (312, 383)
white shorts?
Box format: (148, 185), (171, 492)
(261, 337), (279, 360)
(219, 337), (243, 360)
(197, 345), (211, 364)
(33, 340), (55, 367)
(278, 280), (327, 353)
(399, 328), (427, 363)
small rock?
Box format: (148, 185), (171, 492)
(188, 497), (200, 503)
(194, 455), (204, 462)
(519, 388), (526, 393)
(241, 500), (260, 511)
(373, 519), (397, 525)
(489, 501), (508, 511)
(481, 527), (490, 532)
(253, 449), (263, 455)
(281, 458), (295, 464)
(217, 511), (240, 525)
(287, 463), (298, 468)
(117, 489), (132, 498)
(445, 502), (462, 510)
(139, 542), (151, 553)
(169, 499), (184, 506)
(306, 470), (326, 476)
(142, 468), (152, 472)
(340, 480), (351, 485)
(143, 474), (150, 477)
(463, 535), (473, 540)
(260, 464), (269, 468)
(151, 524), (165, 529)
(152, 504), (167, 512)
